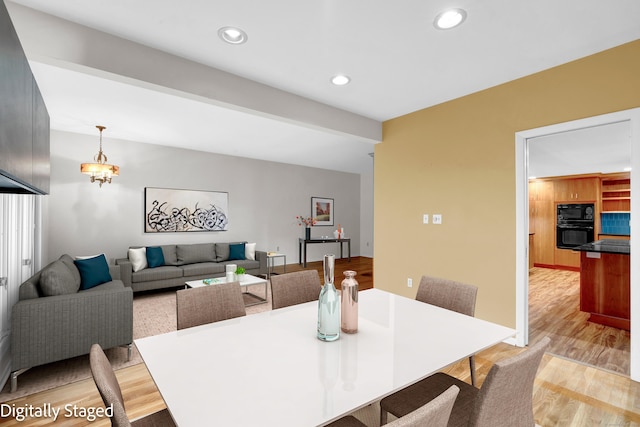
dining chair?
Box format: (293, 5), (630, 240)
(328, 385), (459, 427)
(270, 269), (322, 309)
(176, 281), (246, 330)
(380, 336), (551, 427)
(415, 275), (479, 386)
(89, 343), (176, 427)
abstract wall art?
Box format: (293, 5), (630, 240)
(145, 187), (229, 232)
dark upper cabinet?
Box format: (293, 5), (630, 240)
(32, 78), (50, 193)
(0, 0), (50, 194)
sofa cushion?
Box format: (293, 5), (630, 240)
(80, 280), (124, 293)
(215, 242), (246, 262)
(177, 243), (215, 265)
(58, 254), (81, 288)
(146, 246), (165, 268)
(160, 244), (179, 266)
(74, 254), (113, 290)
(229, 243), (246, 260)
(132, 265), (183, 283)
(129, 247), (148, 272)
(221, 260), (259, 271)
(181, 262), (226, 277)
(215, 243), (230, 262)
(39, 260), (80, 296)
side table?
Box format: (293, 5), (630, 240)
(267, 253), (286, 279)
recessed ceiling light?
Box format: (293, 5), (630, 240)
(218, 26), (248, 44)
(434, 8), (467, 30)
(331, 75), (351, 86)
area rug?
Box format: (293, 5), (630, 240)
(0, 283), (272, 402)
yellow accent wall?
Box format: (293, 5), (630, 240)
(375, 40), (640, 327)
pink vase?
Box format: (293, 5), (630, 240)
(340, 271), (358, 333)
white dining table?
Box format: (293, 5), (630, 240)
(135, 288), (515, 426)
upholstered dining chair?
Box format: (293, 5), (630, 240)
(90, 344), (176, 427)
(270, 269), (322, 309)
(176, 281), (246, 330)
(328, 385), (459, 427)
(415, 275), (479, 386)
(380, 336), (551, 427)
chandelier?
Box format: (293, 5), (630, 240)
(80, 125), (119, 187)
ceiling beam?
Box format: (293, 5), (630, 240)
(6, 2), (381, 143)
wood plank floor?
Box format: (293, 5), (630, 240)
(3, 258), (640, 426)
(528, 267), (630, 375)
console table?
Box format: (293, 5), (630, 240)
(298, 237), (351, 267)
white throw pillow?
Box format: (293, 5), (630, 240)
(75, 254), (103, 260)
(128, 247), (147, 272)
(245, 243), (256, 261)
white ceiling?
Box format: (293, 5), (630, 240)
(529, 121), (631, 178)
(7, 0), (640, 174)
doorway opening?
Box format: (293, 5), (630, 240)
(515, 108), (640, 382)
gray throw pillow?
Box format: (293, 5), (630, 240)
(58, 254), (81, 288)
(160, 245), (179, 266)
(39, 260), (80, 296)
(215, 243), (230, 262)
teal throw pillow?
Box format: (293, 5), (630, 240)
(74, 254), (112, 290)
(228, 243), (246, 260)
(146, 246), (165, 268)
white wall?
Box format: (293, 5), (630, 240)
(359, 169), (374, 258)
(44, 130), (368, 265)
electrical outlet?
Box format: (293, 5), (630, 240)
(433, 214), (442, 224)
(423, 214), (429, 224)
(407, 278), (413, 288)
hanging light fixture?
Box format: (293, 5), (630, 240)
(80, 125), (119, 187)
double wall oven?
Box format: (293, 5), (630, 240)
(556, 203), (595, 249)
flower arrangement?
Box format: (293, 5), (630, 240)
(296, 215), (317, 227)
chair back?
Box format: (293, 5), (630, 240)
(176, 281), (246, 330)
(388, 385), (459, 427)
(270, 270), (322, 309)
(470, 336), (551, 427)
(416, 275), (477, 316)
(89, 344), (131, 427)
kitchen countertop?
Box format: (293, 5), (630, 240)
(573, 239), (630, 255)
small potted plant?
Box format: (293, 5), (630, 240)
(235, 266), (246, 281)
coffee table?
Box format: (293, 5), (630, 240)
(185, 274), (268, 306)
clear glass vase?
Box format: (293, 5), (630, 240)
(317, 254), (340, 341)
(340, 270), (358, 333)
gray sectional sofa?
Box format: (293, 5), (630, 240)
(115, 242), (268, 293)
(11, 254), (133, 392)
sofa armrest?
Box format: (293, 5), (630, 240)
(255, 251), (268, 276)
(11, 284), (133, 372)
(109, 264), (121, 281)
(115, 258), (133, 286)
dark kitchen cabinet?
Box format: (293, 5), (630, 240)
(0, 0), (49, 194)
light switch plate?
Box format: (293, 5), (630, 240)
(423, 214), (429, 224)
(433, 214), (442, 224)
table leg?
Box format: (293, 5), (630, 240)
(348, 241), (351, 262)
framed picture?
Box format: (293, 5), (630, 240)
(145, 187), (229, 232)
(311, 197), (334, 226)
